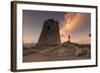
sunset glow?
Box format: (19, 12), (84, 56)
(23, 34), (33, 43)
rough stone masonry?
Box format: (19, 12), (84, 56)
(36, 19), (61, 49)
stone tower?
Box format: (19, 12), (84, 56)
(36, 19), (61, 49)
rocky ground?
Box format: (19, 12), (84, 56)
(23, 41), (91, 62)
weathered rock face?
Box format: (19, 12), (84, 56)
(36, 19), (61, 49)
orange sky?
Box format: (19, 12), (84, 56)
(60, 13), (90, 43)
(60, 13), (81, 43)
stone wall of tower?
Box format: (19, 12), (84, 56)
(36, 19), (61, 49)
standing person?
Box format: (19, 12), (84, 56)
(68, 34), (71, 43)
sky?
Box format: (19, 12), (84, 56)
(23, 10), (91, 44)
